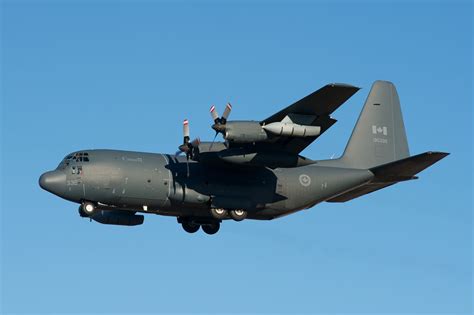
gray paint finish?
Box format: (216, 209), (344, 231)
(329, 81), (410, 169)
(39, 81), (448, 234)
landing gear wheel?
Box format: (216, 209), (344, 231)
(182, 221), (200, 233)
(78, 205), (88, 217)
(202, 222), (220, 235)
(210, 208), (227, 220)
(82, 202), (96, 216)
(229, 209), (247, 221)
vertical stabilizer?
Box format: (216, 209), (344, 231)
(340, 81), (410, 169)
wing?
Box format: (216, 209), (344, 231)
(258, 83), (360, 154)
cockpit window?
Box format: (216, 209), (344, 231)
(68, 152), (91, 163)
(57, 152), (91, 170)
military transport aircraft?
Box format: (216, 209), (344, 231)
(39, 81), (448, 235)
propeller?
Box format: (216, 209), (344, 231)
(208, 132), (218, 151)
(210, 103), (232, 133)
(176, 119), (200, 177)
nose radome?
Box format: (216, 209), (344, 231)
(39, 170), (67, 195)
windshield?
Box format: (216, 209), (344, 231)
(57, 152), (90, 169)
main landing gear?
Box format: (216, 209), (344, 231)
(210, 208), (247, 221)
(181, 221), (200, 233)
(229, 209), (247, 221)
(210, 208), (227, 220)
(201, 222), (220, 235)
(79, 201), (96, 217)
(178, 218), (220, 235)
(183, 208), (247, 235)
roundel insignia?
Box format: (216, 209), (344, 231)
(299, 174), (311, 187)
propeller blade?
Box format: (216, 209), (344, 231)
(210, 105), (219, 122)
(209, 132), (218, 151)
(183, 119), (190, 141)
(222, 103), (232, 121)
(186, 157), (190, 177)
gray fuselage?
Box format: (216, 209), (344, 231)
(40, 149), (373, 220)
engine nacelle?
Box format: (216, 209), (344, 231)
(91, 210), (144, 226)
(224, 121), (268, 143)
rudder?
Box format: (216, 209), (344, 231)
(340, 80), (410, 169)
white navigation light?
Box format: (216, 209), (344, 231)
(262, 122), (321, 137)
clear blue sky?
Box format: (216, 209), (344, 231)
(1, 1), (472, 314)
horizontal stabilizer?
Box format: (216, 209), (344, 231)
(327, 151), (449, 202)
(370, 151), (449, 182)
(326, 182), (396, 202)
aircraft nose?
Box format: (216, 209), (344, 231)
(39, 170), (67, 195)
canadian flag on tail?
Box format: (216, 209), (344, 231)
(372, 125), (388, 136)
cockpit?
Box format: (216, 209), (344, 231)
(57, 152), (91, 171)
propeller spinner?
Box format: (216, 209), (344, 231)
(210, 103), (232, 133)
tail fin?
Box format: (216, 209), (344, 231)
(340, 80), (410, 169)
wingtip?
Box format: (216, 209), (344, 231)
(427, 151), (450, 157)
(424, 151), (450, 163)
(328, 83), (360, 90)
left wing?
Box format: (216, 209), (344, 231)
(193, 83), (360, 168)
(257, 83), (360, 154)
